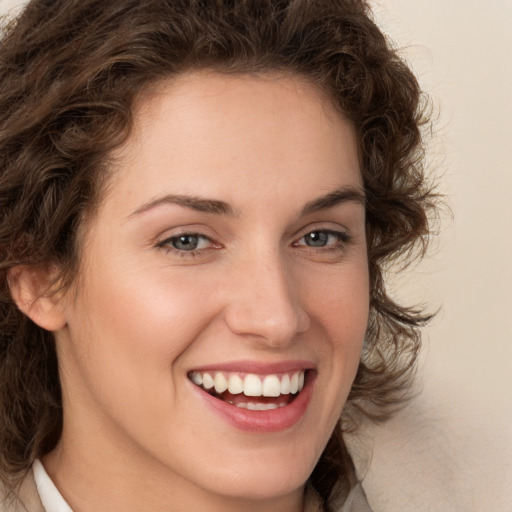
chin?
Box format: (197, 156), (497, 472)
(192, 444), (319, 501)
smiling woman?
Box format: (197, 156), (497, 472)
(0, 1), (435, 511)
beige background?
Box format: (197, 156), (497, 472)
(353, 2), (512, 511)
(2, 0), (511, 510)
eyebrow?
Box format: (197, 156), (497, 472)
(128, 185), (365, 219)
(300, 186), (366, 215)
(129, 194), (236, 218)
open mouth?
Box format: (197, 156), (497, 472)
(188, 370), (307, 411)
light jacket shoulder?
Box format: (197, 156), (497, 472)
(0, 470), (44, 512)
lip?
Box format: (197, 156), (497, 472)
(189, 362), (316, 433)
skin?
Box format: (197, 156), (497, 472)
(30, 72), (369, 511)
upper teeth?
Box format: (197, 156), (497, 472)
(189, 370), (305, 397)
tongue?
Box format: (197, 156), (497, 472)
(219, 391), (294, 406)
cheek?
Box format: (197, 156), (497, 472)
(303, 260), (369, 389)
(307, 262), (369, 341)
(59, 262), (226, 445)
(62, 260), (224, 410)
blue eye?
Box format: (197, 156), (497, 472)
(171, 234), (202, 251)
(298, 230), (348, 248)
(159, 233), (213, 253)
(304, 231), (330, 247)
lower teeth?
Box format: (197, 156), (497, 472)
(231, 402), (287, 410)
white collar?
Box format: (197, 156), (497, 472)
(32, 459), (73, 512)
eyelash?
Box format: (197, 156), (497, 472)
(156, 233), (215, 258)
(293, 229), (350, 249)
(156, 229), (351, 258)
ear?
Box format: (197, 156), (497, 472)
(7, 265), (67, 332)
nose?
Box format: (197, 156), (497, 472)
(223, 249), (310, 347)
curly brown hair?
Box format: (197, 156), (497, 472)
(0, 0), (435, 506)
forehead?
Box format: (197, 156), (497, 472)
(105, 71), (362, 218)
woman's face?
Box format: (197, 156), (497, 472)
(51, 72), (369, 508)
